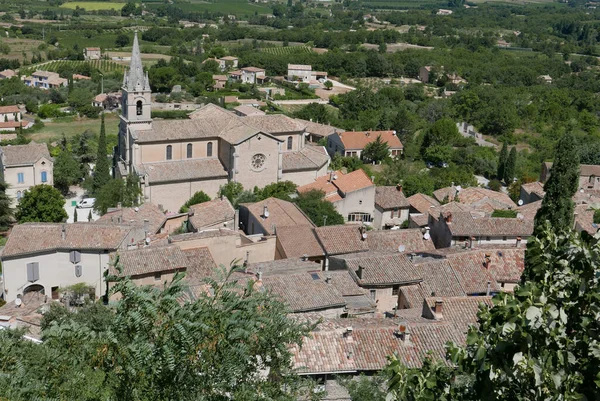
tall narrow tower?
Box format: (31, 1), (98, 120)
(117, 31), (152, 174)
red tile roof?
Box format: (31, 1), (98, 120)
(243, 197), (314, 235)
(188, 198), (235, 230)
(407, 193), (440, 214)
(375, 186), (409, 209)
(276, 225), (324, 258)
(337, 131), (403, 151)
(366, 229), (435, 253)
(338, 252), (423, 286)
(297, 169), (373, 201)
(456, 187), (516, 209)
(314, 225), (370, 255)
(0, 105), (19, 114)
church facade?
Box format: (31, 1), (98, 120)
(115, 33), (330, 212)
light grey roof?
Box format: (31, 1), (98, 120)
(1, 143), (51, 166)
(122, 32), (150, 92)
(138, 158), (228, 183)
(109, 244), (190, 277)
(243, 114), (306, 134)
(282, 145), (329, 172)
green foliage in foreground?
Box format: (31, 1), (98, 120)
(386, 226), (600, 400)
(16, 185), (67, 223)
(179, 191), (211, 213)
(0, 267), (317, 400)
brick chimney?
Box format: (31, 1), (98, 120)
(516, 236), (522, 247)
(396, 183), (402, 192)
(445, 213), (453, 223)
(483, 253), (491, 268)
(357, 265), (364, 279)
(434, 299), (443, 319)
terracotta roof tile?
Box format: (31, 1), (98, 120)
(456, 187), (516, 209)
(96, 203), (166, 234)
(188, 198), (235, 230)
(282, 145), (329, 172)
(110, 244), (189, 277)
(366, 229), (435, 253)
(336, 252), (423, 286)
(276, 225), (324, 258)
(295, 119), (341, 138)
(337, 131), (403, 150)
(0, 142), (51, 166)
(445, 212), (533, 237)
(0, 105), (19, 114)
(138, 158), (228, 184)
(333, 169), (374, 194)
(432, 186), (458, 203)
(182, 246), (218, 282)
(244, 114), (306, 133)
(444, 252), (501, 294)
(2, 223), (132, 258)
(314, 225), (370, 255)
(517, 200), (542, 220)
(243, 197), (314, 235)
(375, 186), (409, 209)
(521, 182), (545, 198)
(407, 193), (440, 214)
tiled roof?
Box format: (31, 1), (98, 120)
(220, 56), (238, 61)
(138, 158), (228, 184)
(0, 121), (23, 129)
(188, 198), (235, 230)
(334, 169), (374, 194)
(244, 114), (306, 134)
(521, 181), (545, 198)
(244, 258), (321, 277)
(296, 174), (339, 198)
(0, 105), (19, 114)
(432, 186), (458, 203)
(110, 244), (190, 277)
(241, 66), (265, 72)
(170, 228), (239, 243)
(338, 252), (423, 286)
(32, 70), (59, 78)
(407, 193), (440, 214)
(86, 47), (101, 51)
(424, 296), (493, 338)
(366, 229), (435, 253)
(337, 131), (403, 150)
(409, 213), (430, 227)
(0, 142), (51, 166)
(314, 225), (370, 255)
(375, 186), (409, 209)
(288, 64), (312, 70)
(445, 212), (534, 237)
(291, 318), (462, 373)
(244, 197), (314, 235)
(0, 69), (16, 78)
(574, 204), (598, 235)
(2, 223), (131, 258)
(212, 74), (227, 81)
(96, 203), (166, 234)
(444, 252), (501, 294)
(282, 145), (329, 172)
(317, 271), (367, 296)
(276, 225), (324, 258)
(262, 272), (346, 312)
(517, 200), (542, 220)
(417, 259), (466, 298)
(295, 119), (341, 138)
(545, 162), (600, 178)
(233, 105), (265, 116)
(182, 246), (218, 282)
(456, 187), (516, 209)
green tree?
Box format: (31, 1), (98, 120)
(92, 114), (111, 195)
(179, 191), (211, 213)
(497, 141), (508, 181)
(16, 185), (67, 223)
(218, 181), (247, 207)
(402, 174), (435, 197)
(94, 176), (141, 215)
(115, 33), (130, 47)
(421, 118), (460, 153)
(294, 189), (344, 226)
(533, 132), (579, 233)
(424, 145), (453, 164)
(324, 80), (333, 90)
(504, 146), (517, 184)
(53, 149), (80, 195)
(254, 181), (297, 201)
(0, 180), (13, 231)
(362, 135), (390, 163)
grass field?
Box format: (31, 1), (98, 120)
(34, 115), (120, 142)
(60, 1), (127, 11)
(2, 38), (45, 61)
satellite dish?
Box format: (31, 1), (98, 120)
(423, 232), (431, 240)
(517, 199), (524, 206)
(398, 244), (406, 253)
(15, 298), (22, 307)
(361, 232), (367, 240)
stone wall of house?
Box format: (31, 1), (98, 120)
(233, 135), (281, 190)
(144, 178), (227, 213)
(373, 206), (409, 229)
(139, 139), (219, 163)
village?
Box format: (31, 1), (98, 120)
(0, 31), (598, 398)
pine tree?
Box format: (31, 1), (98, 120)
(504, 147), (517, 184)
(92, 114), (111, 194)
(533, 131), (579, 233)
(497, 141), (507, 181)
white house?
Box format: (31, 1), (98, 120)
(0, 142), (53, 202)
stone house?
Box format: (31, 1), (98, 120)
(519, 182), (545, 205)
(229, 67), (266, 84)
(239, 197), (314, 236)
(114, 33), (329, 213)
(373, 185), (410, 229)
(212, 75), (227, 90)
(327, 130), (403, 159)
(218, 56), (238, 71)
(1, 223), (141, 302)
(96, 202), (186, 235)
(23, 71), (67, 90)
(187, 197), (236, 232)
(541, 162), (600, 192)
(0, 69), (16, 80)
(0, 142), (53, 202)
(83, 47), (101, 60)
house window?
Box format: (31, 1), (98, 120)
(369, 289), (376, 300)
(41, 171), (47, 183)
(392, 286), (399, 296)
(26, 262), (39, 282)
(287, 136), (293, 150)
(17, 173), (24, 183)
(347, 213), (372, 223)
(154, 273), (161, 281)
(136, 100), (143, 116)
(359, 200), (362, 205)
(503, 236), (507, 241)
(390, 209), (395, 218)
(187, 143), (193, 159)
(207, 142), (213, 157)
(166, 145), (172, 160)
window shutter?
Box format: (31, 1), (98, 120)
(70, 250), (81, 264)
(27, 262), (39, 282)
(75, 265), (82, 278)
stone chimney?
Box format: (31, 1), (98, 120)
(357, 265), (364, 279)
(344, 327), (353, 342)
(396, 183), (402, 192)
(469, 236), (475, 249)
(483, 253), (491, 268)
(516, 236), (522, 247)
(434, 299), (443, 319)
(143, 219), (149, 234)
(262, 205), (269, 219)
(486, 280), (491, 296)
(61, 224), (66, 240)
(445, 213), (453, 223)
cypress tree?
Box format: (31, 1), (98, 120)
(88, 209), (93, 222)
(497, 141), (508, 181)
(504, 147), (517, 184)
(533, 132), (580, 233)
(0, 180), (13, 231)
(73, 207), (78, 222)
(92, 114), (111, 194)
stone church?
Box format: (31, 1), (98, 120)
(115, 33), (330, 212)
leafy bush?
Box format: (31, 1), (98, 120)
(491, 209), (518, 218)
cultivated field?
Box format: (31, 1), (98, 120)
(21, 60), (125, 76)
(260, 46), (313, 55)
(60, 1), (126, 11)
(34, 115), (120, 142)
(1, 38), (46, 61)
(168, 0), (272, 17)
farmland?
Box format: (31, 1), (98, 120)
(21, 60), (125, 76)
(59, 1), (126, 11)
(260, 46), (313, 56)
(148, 0), (272, 17)
(33, 114), (120, 142)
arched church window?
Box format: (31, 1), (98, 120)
(187, 143), (193, 159)
(207, 142), (213, 157)
(287, 136), (293, 150)
(136, 100), (143, 116)
(166, 145), (172, 160)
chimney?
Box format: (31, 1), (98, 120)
(365, 132), (370, 137)
(483, 253), (491, 268)
(263, 205), (269, 219)
(61, 224), (66, 240)
(325, 275), (332, 284)
(344, 327), (353, 341)
(143, 219), (149, 234)
(445, 213), (453, 223)
(397, 322), (410, 343)
(486, 281), (491, 296)
(357, 265), (363, 279)
(434, 299), (443, 319)
(257, 270), (263, 281)
(469, 236), (475, 249)
(396, 183), (402, 192)
(244, 250), (250, 266)
(409, 252), (416, 261)
(516, 236), (522, 247)
(234, 209), (240, 230)
(301, 254), (308, 261)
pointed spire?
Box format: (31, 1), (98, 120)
(123, 31), (149, 91)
